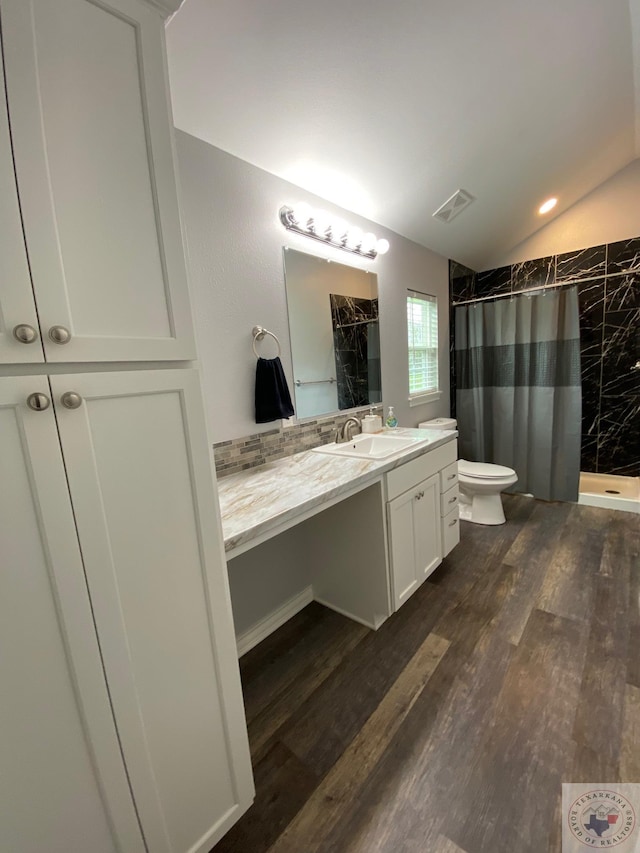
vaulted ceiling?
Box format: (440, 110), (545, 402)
(166, 0), (640, 270)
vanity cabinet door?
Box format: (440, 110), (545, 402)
(387, 473), (442, 610)
(51, 369), (254, 853)
(414, 473), (442, 582)
(1, 0), (195, 362)
(0, 44), (42, 364)
(0, 376), (145, 853)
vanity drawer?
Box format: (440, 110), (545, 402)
(386, 441), (456, 501)
(442, 506), (460, 556)
(440, 484), (459, 517)
(440, 460), (458, 492)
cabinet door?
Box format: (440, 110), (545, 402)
(51, 369), (254, 853)
(413, 473), (442, 582)
(387, 473), (442, 610)
(387, 486), (421, 608)
(0, 376), (145, 853)
(2, 0), (195, 362)
(0, 40), (42, 364)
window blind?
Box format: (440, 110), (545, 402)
(407, 291), (438, 396)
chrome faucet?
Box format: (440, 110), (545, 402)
(335, 416), (362, 443)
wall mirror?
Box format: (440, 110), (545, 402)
(283, 248), (382, 420)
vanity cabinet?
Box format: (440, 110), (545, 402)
(0, 371), (255, 853)
(0, 0), (195, 363)
(385, 440), (458, 610)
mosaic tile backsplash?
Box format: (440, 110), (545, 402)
(214, 405), (383, 478)
(449, 236), (640, 477)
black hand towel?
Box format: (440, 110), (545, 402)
(255, 356), (295, 423)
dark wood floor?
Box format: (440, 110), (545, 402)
(213, 496), (640, 853)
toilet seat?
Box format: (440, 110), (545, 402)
(458, 459), (516, 480)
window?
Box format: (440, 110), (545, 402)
(407, 290), (439, 402)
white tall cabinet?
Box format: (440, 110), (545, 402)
(0, 1), (254, 851)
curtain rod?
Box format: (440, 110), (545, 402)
(452, 278), (582, 307)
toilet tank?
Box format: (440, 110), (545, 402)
(418, 418), (457, 430)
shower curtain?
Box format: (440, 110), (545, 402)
(455, 287), (581, 502)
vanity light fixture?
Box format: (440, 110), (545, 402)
(538, 197), (558, 215)
(280, 204), (390, 258)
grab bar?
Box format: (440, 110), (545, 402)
(294, 378), (336, 386)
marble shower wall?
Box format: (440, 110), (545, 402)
(330, 294), (381, 411)
(449, 237), (640, 477)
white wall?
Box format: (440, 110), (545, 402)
(488, 157), (640, 268)
(175, 131), (450, 443)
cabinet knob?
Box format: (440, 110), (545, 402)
(61, 391), (83, 409)
(48, 325), (71, 345)
(448, 496), (457, 504)
(27, 392), (51, 411)
(448, 518), (458, 527)
(13, 324), (39, 344)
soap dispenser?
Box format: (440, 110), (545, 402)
(362, 407), (382, 434)
(385, 406), (398, 429)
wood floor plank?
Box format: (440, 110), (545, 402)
(572, 572), (630, 779)
(247, 619), (368, 759)
(454, 608), (588, 853)
(491, 500), (573, 645)
(536, 503), (611, 623)
(240, 603), (364, 725)
(278, 579), (450, 777)
(620, 684), (640, 782)
(266, 633), (450, 853)
(432, 837), (470, 853)
(213, 741), (317, 853)
(322, 630), (515, 852)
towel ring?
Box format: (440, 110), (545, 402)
(252, 325), (281, 358)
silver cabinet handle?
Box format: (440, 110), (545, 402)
(13, 324), (38, 344)
(27, 392), (50, 411)
(414, 490), (425, 500)
(448, 518), (458, 527)
(48, 325), (71, 344)
(447, 473), (456, 480)
(61, 391), (83, 409)
(448, 496), (457, 504)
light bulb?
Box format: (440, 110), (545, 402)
(330, 218), (348, 245)
(345, 227), (364, 250)
(375, 238), (390, 255)
(360, 232), (377, 254)
(292, 202), (312, 229)
(312, 209), (331, 238)
(538, 197), (557, 215)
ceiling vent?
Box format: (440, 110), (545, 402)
(432, 189), (475, 223)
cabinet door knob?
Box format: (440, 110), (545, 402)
(448, 496), (457, 504)
(48, 325), (71, 344)
(448, 518), (458, 527)
(61, 391), (83, 409)
(13, 324), (39, 344)
(27, 392), (51, 411)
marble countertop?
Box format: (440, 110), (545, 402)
(217, 427), (457, 555)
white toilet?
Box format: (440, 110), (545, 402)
(419, 418), (518, 525)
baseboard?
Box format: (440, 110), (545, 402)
(313, 596), (379, 631)
(236, 586), (314, 657)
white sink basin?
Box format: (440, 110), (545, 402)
(313, 432), (429, 460)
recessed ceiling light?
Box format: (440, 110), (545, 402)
(538, 197), (557, 215)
